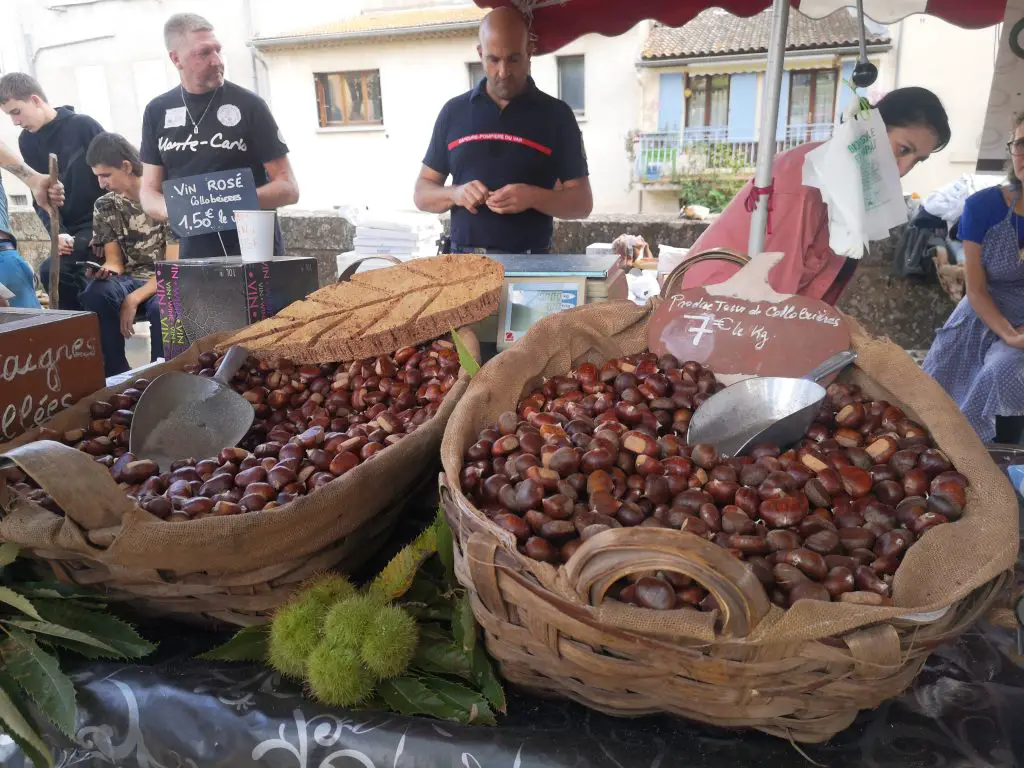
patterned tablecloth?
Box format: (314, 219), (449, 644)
(4, 451), (1022, 768)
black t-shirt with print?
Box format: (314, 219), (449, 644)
(140, 80), (289, 259)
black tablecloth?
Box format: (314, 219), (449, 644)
(4, 450), (1024, 768)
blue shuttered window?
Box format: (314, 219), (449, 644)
(658, 73), (684, 132)
(727, 72), (757, 142)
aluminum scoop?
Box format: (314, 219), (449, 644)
(129, 345), (254, 472)
(686, 350), (858, 458)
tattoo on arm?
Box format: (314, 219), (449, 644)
(1, 161), (38, 183)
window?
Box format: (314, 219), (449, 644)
(10, 194), (27, 208)
(685, 75), (730, 130)
(314, 70), (383, 128)
(557, 55), (585, 115)
(467, 61), (484, 89)
(788, 69), (837, 138)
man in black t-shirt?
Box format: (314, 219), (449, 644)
(140, 13), (299, 260)
(413, 7), (592, 254)
(0, 73), (105, 309)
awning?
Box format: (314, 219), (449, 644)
(475, 0), (1006, 54)
(978, 0), (1023, 172)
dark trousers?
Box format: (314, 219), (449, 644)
(39, 229), (94, 311)
(78, 275), (162, 377)
(39, 257), (88, 311)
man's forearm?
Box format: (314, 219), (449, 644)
(141, 185), (168, 223)
(256, 180), (299, 210)
(0, 141), (38, 182)
(414, 178), (456, 214)
(530, 184), (593, 220)
(0, 158), (39, 186)
(128, 277), (158, 305)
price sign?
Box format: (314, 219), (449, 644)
(0, 308), (105, 443)
(163, 168), (259, 239)
(649, 252), (851, 379)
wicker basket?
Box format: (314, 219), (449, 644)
(438, 285), (1016, 742)
(0, 328), (479, 627)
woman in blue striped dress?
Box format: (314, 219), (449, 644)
(923, 113), (1024, 442)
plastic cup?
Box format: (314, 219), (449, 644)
(235, 210), (276, 262)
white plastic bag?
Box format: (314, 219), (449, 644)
(923, 173), (1003, 225)
(802, 101), (908, 258)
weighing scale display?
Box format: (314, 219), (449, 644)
(501, 280), (585, 345)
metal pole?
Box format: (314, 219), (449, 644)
(747, 0), (790, 258)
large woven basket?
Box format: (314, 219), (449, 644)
(439, 296), (1017, 742)
(0, 328), (479, 627)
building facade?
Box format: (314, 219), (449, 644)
(0, 0), (1006, 219)
(252, 8), (648, 214)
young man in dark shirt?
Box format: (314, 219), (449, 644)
(140, 12), (299, 259)
(0, 73), (105, 310)
(413, 7), (592, 254)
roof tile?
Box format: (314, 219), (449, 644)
(642, 7), (889, 60)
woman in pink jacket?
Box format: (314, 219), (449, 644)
(680, 87), (951, 304)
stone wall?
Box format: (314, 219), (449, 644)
(10, 208), (956, 350)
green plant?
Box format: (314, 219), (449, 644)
(677, 174), (747, 213)
(0, 543), (156, 767)
(203, 510), (506, 725)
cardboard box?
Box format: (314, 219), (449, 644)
(156, 256), (319, 359)
(0, 308), (105, 442)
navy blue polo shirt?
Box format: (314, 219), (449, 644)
(422, 76), (588, 253)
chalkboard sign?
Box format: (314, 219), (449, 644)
(648, 252), (851, 380)
(0, 308), (105, 443)
(163, 168), (259, 239)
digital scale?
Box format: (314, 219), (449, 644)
(469, 253), (628, 356)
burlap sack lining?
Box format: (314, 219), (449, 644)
(439, 299), (1018, 647)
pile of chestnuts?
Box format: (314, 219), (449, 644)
(460, 352), (967, 611)
(4, 339), (461, 522)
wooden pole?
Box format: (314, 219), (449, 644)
(47, 153), (60, 309)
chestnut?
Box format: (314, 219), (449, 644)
(838, 466), (872, 499)
(823, 566), (855, 599)
(777, 548), (828, 581)
(787, 581), (831, 606)
(690, 443), (719, 470)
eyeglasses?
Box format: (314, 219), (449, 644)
(1007, 139), (1024, 156)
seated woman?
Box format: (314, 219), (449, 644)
(678, 87), (951, 304)
(80, 132), (178, 377)
(923, 114), (1024, 443)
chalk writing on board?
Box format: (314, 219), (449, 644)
(668, 294), (842, 328)
(669, 293), (841, 354)
(163, 168), (258, 239)
(0, 337), (99, 440)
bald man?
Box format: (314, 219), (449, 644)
(414, 7), (592, 254)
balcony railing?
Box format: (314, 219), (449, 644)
(631, 123), (835, 185)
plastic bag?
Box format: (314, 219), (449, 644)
(923, 174), (1003, 225)
(802, 100), (908, 259)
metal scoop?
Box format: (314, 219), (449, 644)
(129, 345), (255, 472)
(687, 350), (858, 458)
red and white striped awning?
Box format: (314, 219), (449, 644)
(476, 0), (1007, 53)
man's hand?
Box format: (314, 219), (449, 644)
(120, 296), (139, 339)
(57, 234), (74, 256)
(486, 184), (537, 215)
(28, 176), (64, 215)
(86, 265), (115, 281)
(452, 181), (489, 214)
